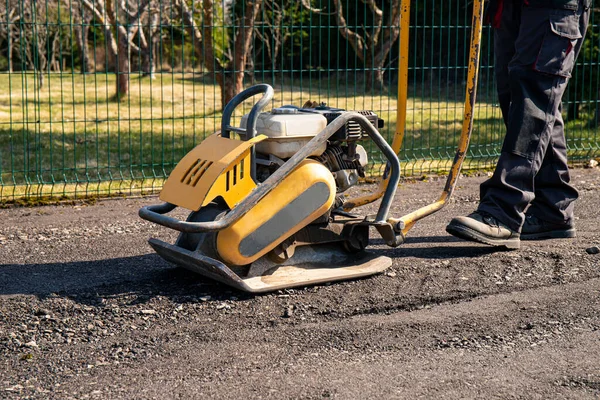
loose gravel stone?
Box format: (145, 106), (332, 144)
(585, 246), (600, 255)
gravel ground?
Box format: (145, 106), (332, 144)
(1, 168), (599, 399)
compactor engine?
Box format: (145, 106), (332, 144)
(248, 105), (383, 194)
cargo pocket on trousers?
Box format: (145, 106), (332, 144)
(533, 13), (582, 78)
(526, 0), (579, 10)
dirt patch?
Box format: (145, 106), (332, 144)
(1, 169), (599, 399)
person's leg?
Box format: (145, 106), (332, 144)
(522, 4), (590, 239)
(447, 0), (589, 247)
(477, 66), (569, 233)
(494, 0), (520, 128)
(521, 105), (578, 238)
(445, 0), (523, 250)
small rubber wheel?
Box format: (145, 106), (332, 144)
(176, 202), (228, 259)
(342, 225), (369, 253)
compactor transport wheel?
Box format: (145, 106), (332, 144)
(175, 203), (227, 257)
(342, 224), (369, 253)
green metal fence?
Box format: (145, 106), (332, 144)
(0, 0), (598, 201)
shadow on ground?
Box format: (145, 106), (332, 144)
(0, 235), (504, 303)
(372, 236), (501, 259)
(0, 254), (220, 300)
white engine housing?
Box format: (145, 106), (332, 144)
(240, 107), (328, 159)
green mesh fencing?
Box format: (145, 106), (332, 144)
(0, 0), (598, 201)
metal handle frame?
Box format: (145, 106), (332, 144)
(390, 0), (485, 235)
(343, 0), (485, 237)
(140, 113), (401, 238)
(220, 84), (275, 180)
(220, 84), (274, 139)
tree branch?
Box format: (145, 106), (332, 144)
(173, 0), (203, 64)
(201, 0), (224, 74)
(332, 0), (365, 61)
(362, 0), (382, 47)
(231, 0), (262, 71)
(376, 1), (401, 66)
(80, 0), (118, 56)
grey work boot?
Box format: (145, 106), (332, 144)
(446, 211), (520, 250)
(520, 214), (576, 240)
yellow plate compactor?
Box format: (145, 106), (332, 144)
(140, 0), (485, 293)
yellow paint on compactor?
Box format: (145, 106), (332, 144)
(159, 134), (266, 211)
(217, 159), (336, 266)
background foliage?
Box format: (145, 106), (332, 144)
(0, 0), (598, 201)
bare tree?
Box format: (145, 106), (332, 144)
(254, 0), (295, 70)
(173, 0), (203, 66)
(139, 1), (161, 78)
(174, 0), (262, 109)
(81, 0), (149, 99)
(302, 0), (401, 91)
(17, 0), (65, 88)
(0, 1), (21, 72)
(71, 0), (94, 73)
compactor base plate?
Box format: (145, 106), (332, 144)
(149, 238), (391, 293)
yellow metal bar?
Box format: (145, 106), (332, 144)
(390, 0), (485, 236)
(391, 0), (411, 156)
(343, 0), (411, 211)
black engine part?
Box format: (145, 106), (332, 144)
(316, 145), (365, 177)
(300, 104), (384, 142)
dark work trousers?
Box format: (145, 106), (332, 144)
(477, 0), (591, 232)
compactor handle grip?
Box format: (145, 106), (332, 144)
(221, 84), (274, 140)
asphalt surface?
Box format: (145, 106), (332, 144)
(1, 168), (599, 399)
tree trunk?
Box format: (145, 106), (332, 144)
(141, 45), (156, 79)
(201, 0), (262, 110)
(364, 61), (385, 92)
(49, 32), (61, 72)
(116, 33), (130, 100)
(218, 70), (245, 110)
(7, 33), (13, 72)
(368, 25), (399, 92)
(35, 40), (47, 90)
(174, 0), (203, 65)
(82, 24), (91, 72)
(223, 0), (261, 107)
(104, 25), (118, 73)
(141, 11), (159, 79)
(247, 56), (255, 85)
(75, 22), (92, 73)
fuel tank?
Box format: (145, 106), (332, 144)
(241, 108), (328, 158)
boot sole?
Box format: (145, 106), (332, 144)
(446, 222), (520, 250)
(521, 228), (576, 240)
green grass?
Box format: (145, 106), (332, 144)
(0, 72), (598, 201)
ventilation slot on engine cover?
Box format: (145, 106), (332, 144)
(225, 159), (245, 192)
(181, 159), (213, 187)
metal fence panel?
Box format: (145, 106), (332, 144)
(0, 0), (598, 201)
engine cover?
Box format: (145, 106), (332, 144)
(216, 159), (336, 266)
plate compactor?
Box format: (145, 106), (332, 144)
(140, 0), (485, 293)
